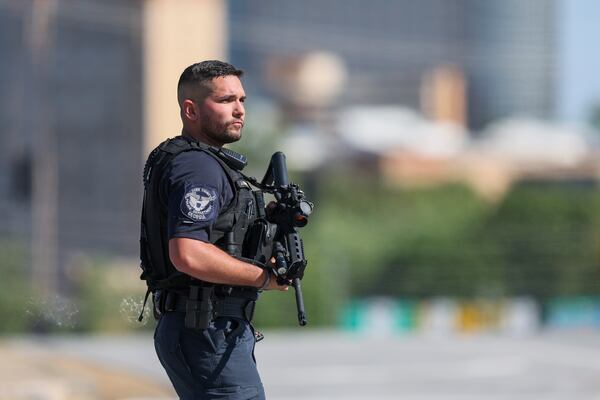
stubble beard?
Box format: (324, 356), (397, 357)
(202, 116), (242, 146)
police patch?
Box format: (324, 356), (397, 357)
(181, 186), (218, 222)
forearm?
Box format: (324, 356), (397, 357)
(169, 237), (266, 287)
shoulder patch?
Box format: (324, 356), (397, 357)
(181, 185), (218, 222)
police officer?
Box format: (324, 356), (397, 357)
(140, 60), (288, 399)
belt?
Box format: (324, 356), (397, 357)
(155, 291), (256, 322)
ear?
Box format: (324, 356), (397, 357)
(182, 99), (199, 122)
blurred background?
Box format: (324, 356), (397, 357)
(2, 0), (600, 399)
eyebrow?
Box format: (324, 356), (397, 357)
(216, 93), (246, 101)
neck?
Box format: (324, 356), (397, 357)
(181, 128), (223, 148)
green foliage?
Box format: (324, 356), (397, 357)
(313, 177), (493, 299)
(484, 182), (600, 298)
(257, 176), (600, 328)
(0, 240), (31, 333)
(4, 176), (600, 332)
(75, 258), (153, 332)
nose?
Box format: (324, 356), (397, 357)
(233, 100), (244, 118)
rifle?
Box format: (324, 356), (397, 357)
(256, 152), (313, 326)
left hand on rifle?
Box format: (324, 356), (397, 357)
(261, 257), (290, 291)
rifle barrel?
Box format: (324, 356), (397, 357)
(293, 278), (307, 326)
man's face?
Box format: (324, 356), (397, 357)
(196, 75), (246, 146)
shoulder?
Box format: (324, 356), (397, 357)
(162, 149), (234, 201)
(168, 149), (226, 179)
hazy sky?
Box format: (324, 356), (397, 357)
(557, 0), (600, 123)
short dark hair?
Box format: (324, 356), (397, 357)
(177, 60), (243, 104)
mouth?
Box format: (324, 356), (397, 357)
(230, 120), (244, 129)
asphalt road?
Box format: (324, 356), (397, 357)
(6, 329), (600, 400)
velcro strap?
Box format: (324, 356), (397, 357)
(215, 297), (256, 321)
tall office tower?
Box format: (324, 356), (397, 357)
(0, 0), (145, 295)
(229, 0), (466, 109)
(0, 1), (144, 251)
(0, 0), (226, 297)
(0, 0), (145, 294)
(228, 0), (556, 130)
(465, 0), (556, 129)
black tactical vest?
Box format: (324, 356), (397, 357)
(139, 136), (270, 293)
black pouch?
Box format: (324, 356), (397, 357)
(185, 286), (215, 330)
(242, 219), (276, 265)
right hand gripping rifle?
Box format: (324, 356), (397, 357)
(255, 152), (313, 326)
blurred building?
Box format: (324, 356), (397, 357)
(465, 1), (556, 129)
(0, 0), (226, 295)
(0, 0), (145, 262)
(228, 0), (556, 130)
